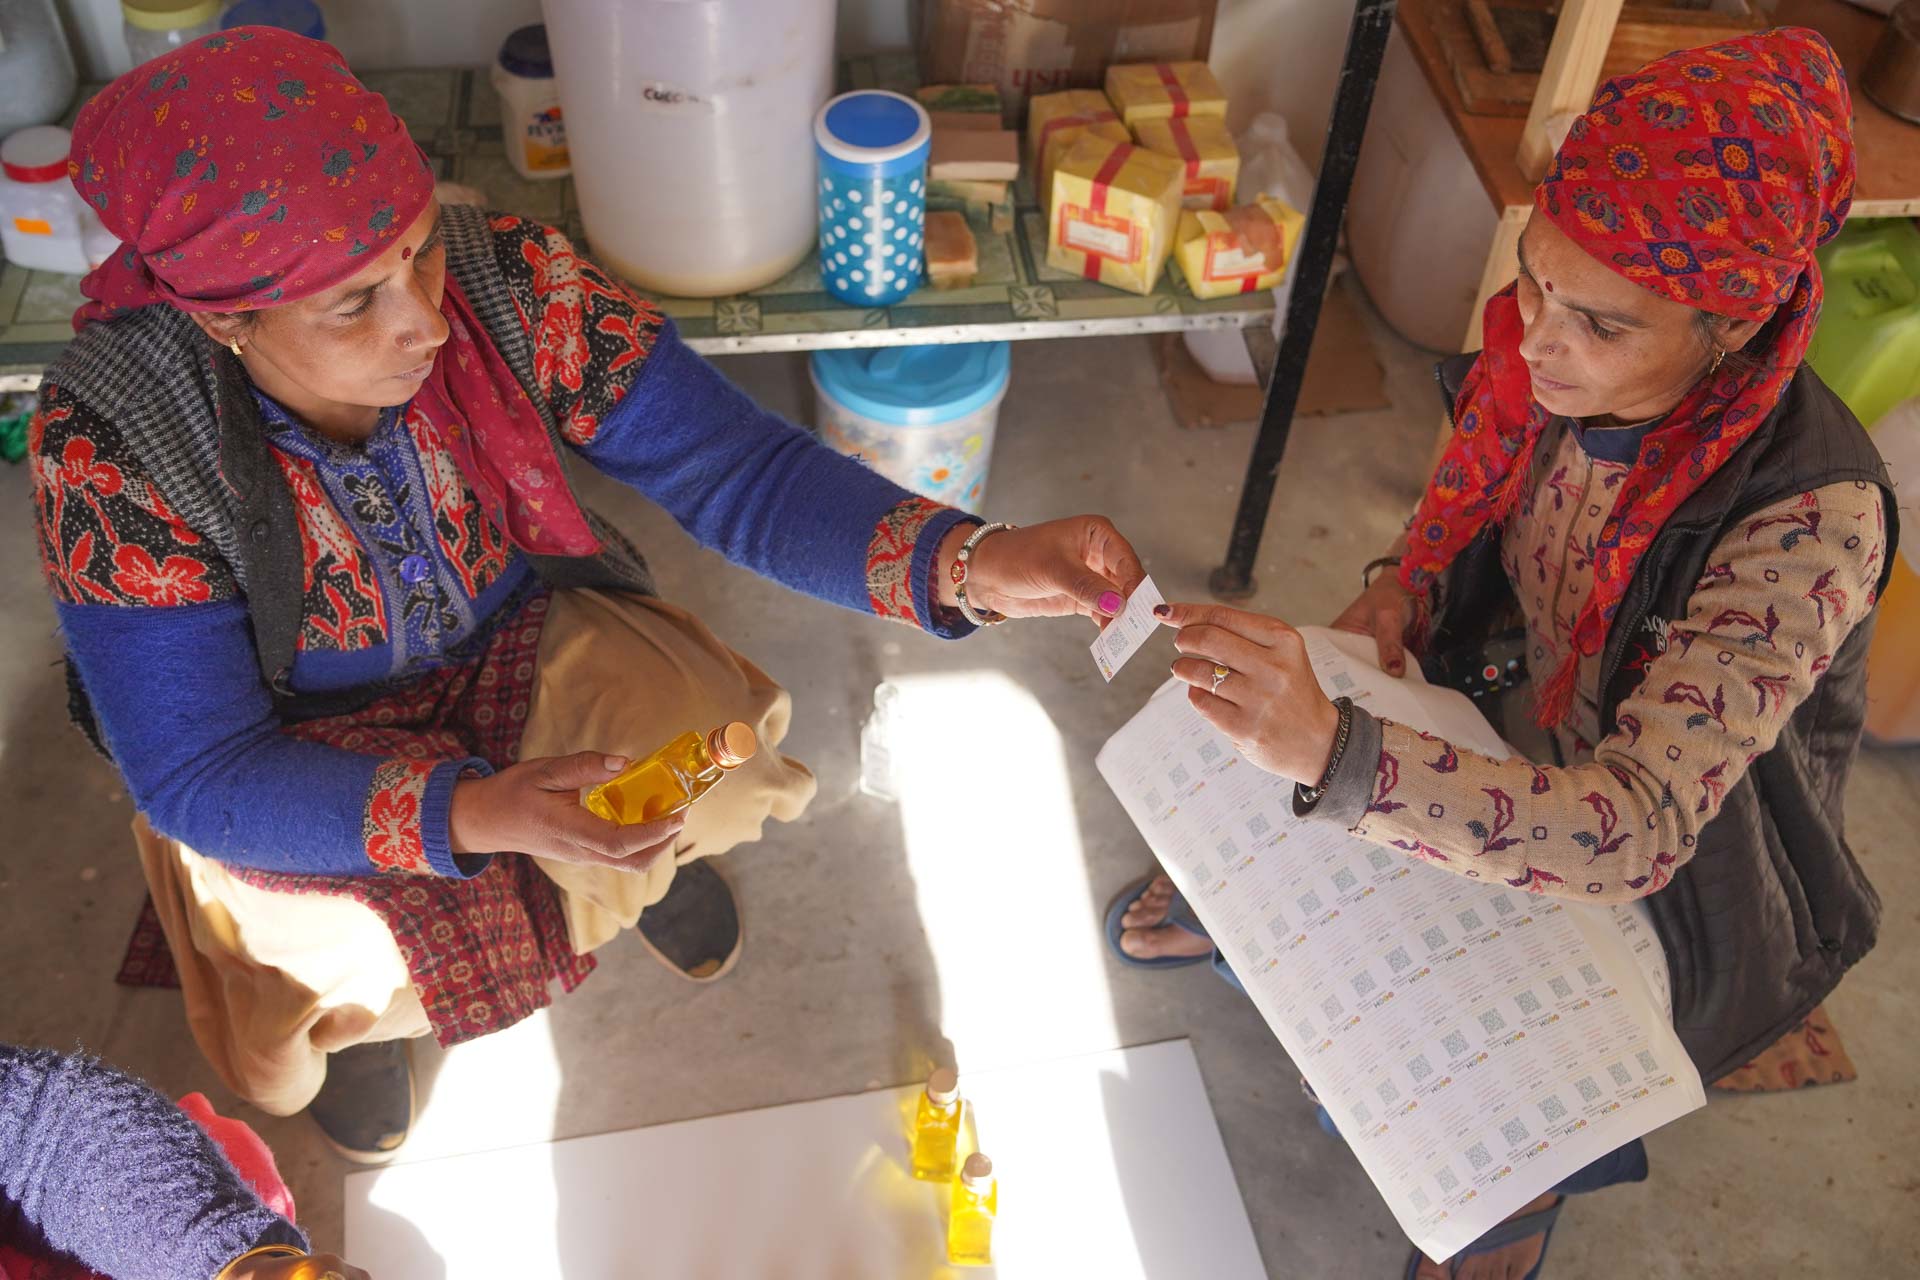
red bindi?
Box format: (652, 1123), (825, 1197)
(1543, 280), (1553, 293)
(401, 246), (413, 260)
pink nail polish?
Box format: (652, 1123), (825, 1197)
(1098, 590), (1123, 615)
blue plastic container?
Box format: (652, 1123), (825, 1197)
(812, 91), (931, 308)
(221, 0), (325, 40)
(810, 343), (1011, 512)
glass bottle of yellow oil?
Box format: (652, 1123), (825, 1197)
(909, 1067), (962, 1181)
(583, 722), (757, 823)
(947, 1152), (997, 1267)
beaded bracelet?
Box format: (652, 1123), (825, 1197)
(1296, 696), (1356, 809)
(950, 521), (1017, 627)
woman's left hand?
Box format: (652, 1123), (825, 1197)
(1157, 602), (1342, 785)
(942, 515), (1147, 623)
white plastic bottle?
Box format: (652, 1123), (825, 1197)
(540, 0), (836, 297)
(0, 126), (113, 275)
(490, 24), (569, 181)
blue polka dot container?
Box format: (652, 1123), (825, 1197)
(813, 91), (931, 308)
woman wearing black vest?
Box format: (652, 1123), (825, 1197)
(1110, 29), (1896, 1280)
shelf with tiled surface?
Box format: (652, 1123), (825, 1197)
(0, 58), (1273, 391)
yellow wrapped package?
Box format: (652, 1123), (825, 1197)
(1047, 135), (1184, 296)
(1174, 197), (1305, 299)
(1133, 115), (1239, 212)
(1104, 61), (1228, 129)
(1027, 90), (1130, 215)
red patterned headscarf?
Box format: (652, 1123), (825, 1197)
(67, 27), (599, 558)
(1399, 27), (1855, 726)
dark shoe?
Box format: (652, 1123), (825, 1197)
(636, 860), (742, 983)
(309, 1038), (415, 1164)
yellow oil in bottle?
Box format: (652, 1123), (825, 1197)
(583, 722), (757, 824)
(947, 1152), (997, 1267)
(909, 1067), (963, 1181)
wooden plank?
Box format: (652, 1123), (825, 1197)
(1464, 204), (1530, 350)
(1518, 0), (1626, 180)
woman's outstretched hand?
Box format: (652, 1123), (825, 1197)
(1330, 567), (1418, 677)
(449, 752), (685, 869)
(940, 515), (1146, 624)
(1156, 602), (1341, 786)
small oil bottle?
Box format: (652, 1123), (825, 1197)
(583, 722), (757, 824)
(909, 1066), (963, 1181)
(947, 1152), (997, 1267)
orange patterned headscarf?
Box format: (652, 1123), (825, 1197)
(1400, 27), (1855, 726)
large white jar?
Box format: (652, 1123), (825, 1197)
(540, 0), (835, 297)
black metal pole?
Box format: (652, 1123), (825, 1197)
(1209, 0), (1398, 600)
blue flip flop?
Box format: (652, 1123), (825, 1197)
(1104, 872), (1213, 969)
(1402, 1196), (1562, 1280)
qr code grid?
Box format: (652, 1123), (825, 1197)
(1198, 741), (1222, 763)
(1298, 892), (1323, 917)
(1466, 1143), (1493, 1171)
(1457, 909), (1484, 931)
(1352, 971), (1377, 997)
(1409, 1188), (1429, 1210)
(1378, 1079), (1401, 1105)
(1636, 1049), (1659, 1074)
(1243, 942), (1265, 965)
(1436, 1166), (1459, 1192)
(1575, 1076), (1602, 1102)
(1549, 976), (1573, 1000)
(1351, 1102), (1373, 1125)
(1491, 895), (1515, 916)
(1608, 1062), (1634, 1087)
(1217, 837), (1239, 864)
(1479, 1008), (1508, 1034)
(1443, 1031), (1469, 1057)
(1248, 814), (1272, 839)
(1269, 914), (1292, 940)
(1332, 867), (1358, 893)
(1500, 1117), (1530, 1146)
(1516, 990), (1542, 1016)
(1169, 764), (1191, 787)
(1579, 963), (1603, 986)
(1296, 1020), (1315, 1042)
(1367, 848), (1392, 871)
(1422, 925), (1448, 950)
(1407, 1055), (1433, 1082)
(1387, 946), (1412, 973)
(1333, 671), (1356, 692)
(1143, 789), (1164, 811)
(1540, 1095), (1567, 1123)
(1321, 995), (1345, 1021)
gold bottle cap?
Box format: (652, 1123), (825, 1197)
(960, 1152), (993, 1186)
(707, 722), (758, 769)
(926, 1066), (959, 1105)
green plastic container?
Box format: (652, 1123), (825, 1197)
(1804, 217), (1920, 432)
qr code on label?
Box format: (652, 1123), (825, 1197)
(1322, 994), (1345, 1021)
(1387, 946), (1412, 973)
(1296, 1019), (1315, 1042)
(1466, 1143), (1493, 1171)
(1443, 1030), (1470, 1057)
(1409, 1188), (1429, 1211)
(1351, 1102), (1373, 1125)
(1423, 925), (1448, 950)
(1491, 895), (1515, 916)
(1516, 990), (1542, 1016)
(1367, 848), (1392, 871)
(1549, 976), (1573, 1000)
(1332, 867), (1358, 893)
(1298, 890), (1323, 915)
(1575, 1076), (1602, 1102)
(1143, 789), (1164, 812)
(1269, 914), (1291, 940)
(1243, 941), (1265, 965)
(1436, 1166), (1459, 1192)
(1500, 1117), (1530, 1146)
(1198, 740), (1222, 763)
(1608, 1062), (1634, 1087)
(1216, 837), (1239, 866)
(1637, 1049), (1659, 1074)
(1378, 1079), (1401, 1105)
(1248, 814), (1271, 839)
(1352, 970), (1377, 997)
(1333, 671), (1356, 692)
(1579, 963), (1603, 986)
(1457, 908), (1484, 931)
(1540, 1095), (1567, 1123)
(1408, 1054), (1433, 1082)
(1479, 1008), (1508, 1035)
(1169, 764), (1191, 787)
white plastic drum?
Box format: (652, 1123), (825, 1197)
(541, 0), (836, 297)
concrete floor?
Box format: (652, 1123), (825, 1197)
(2, 280), (1916, 1277)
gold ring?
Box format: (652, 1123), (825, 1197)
(1210, 664), (1229, 694)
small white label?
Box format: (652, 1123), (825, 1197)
(1064, 218), (1130, 260)
(1092, 576), (1169, 682)
(1210, 246), (1266, 278)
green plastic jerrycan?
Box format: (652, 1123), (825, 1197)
(1805, 217), (1920, 432)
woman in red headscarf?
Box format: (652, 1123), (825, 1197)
(30, 29), (1148, 1161)
(1108, 28), (1894, 1279)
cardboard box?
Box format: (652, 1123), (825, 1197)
(930, 128), (1021, 181)
(1047, 135), (1184, 295)
(1027, 89), (1131, 216)
(1133, 115), (1239, 211)
(1173, 196), (1304, 299)
(1105, 60), (1228, 128)
(930, 110), (1003, 133)
(920, 0), (1218, 125)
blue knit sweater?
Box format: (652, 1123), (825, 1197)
(0, 1045), (306, 1279)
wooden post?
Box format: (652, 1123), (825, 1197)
(1463, 205), (1529, 351)
(1516, 0), (1623, 181)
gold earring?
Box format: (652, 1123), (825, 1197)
(227, 337), (244, 358)
(1709, 347), (1725, 375)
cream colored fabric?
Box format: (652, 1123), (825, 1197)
(132, 589), (815, 1115)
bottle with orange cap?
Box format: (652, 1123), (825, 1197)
(582, 722), (757, 824)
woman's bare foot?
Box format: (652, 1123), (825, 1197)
(1117, 874), (1215, 961)
(1413, 1193), (1560, 1280)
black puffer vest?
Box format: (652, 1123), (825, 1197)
(1425, 355), (1898, 1081)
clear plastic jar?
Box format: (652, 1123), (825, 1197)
(122, 0), (222, 67)
(0, 0), (80, 135)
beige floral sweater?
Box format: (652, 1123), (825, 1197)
(1310, 417), (1887, 904)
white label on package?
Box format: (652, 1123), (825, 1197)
(1092, 576), (1169, 682)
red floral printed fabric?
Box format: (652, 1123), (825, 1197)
(865, 497), (946, 627)
(271, 449), (388, 652)
(403, 402), (515, 598)
(362, 759), (438, 873)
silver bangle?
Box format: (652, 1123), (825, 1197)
(952, 521), (1017, 627)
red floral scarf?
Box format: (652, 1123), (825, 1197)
(1400, 27), (1855, 726)
(67, 27), (598, 557)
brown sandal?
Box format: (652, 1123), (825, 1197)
(636, 860), (743, 982)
